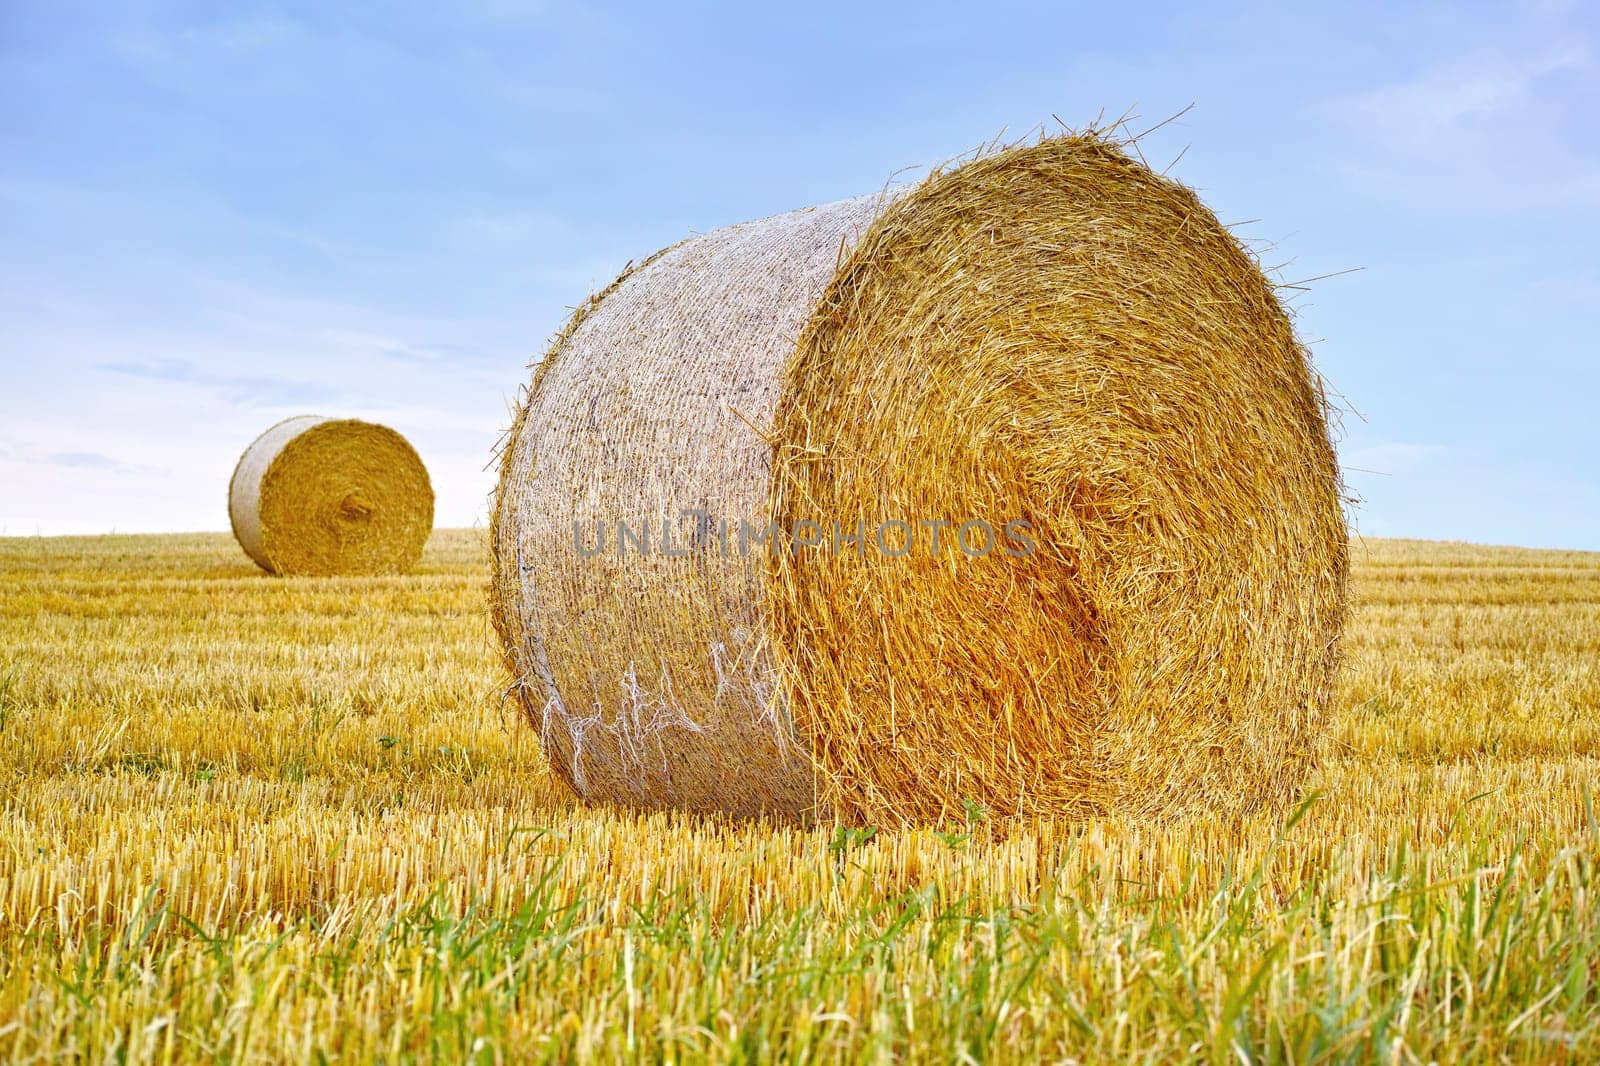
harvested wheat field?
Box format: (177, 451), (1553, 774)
(1, 530), (1598, 1062)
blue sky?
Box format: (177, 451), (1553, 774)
(2, 1), (1597, 548)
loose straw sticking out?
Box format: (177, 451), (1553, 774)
(490, 132), (1348, 826)
(230, 416), (434, 577)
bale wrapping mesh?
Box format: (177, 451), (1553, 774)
(230, 416), (434, 576)
(491, 134), (1349, 825)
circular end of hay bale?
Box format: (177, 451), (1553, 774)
(767, 137), (1348, 825)
(229, 416), (433, 576)
(491, 133), (1347, 825)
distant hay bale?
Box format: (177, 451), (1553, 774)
(490, 133), (1349, 826)
(229, 416), (433, 576)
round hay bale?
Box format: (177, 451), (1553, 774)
(490, 133), (1348, 826)
(229, 416), (434, 576)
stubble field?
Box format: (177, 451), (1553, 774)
(0, 530), (1597, 1062)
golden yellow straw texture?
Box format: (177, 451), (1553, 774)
(770, 136), (1347, 825)
(491, 133), (1347, 825)
(229, 416), (434, 577)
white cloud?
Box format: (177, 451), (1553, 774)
(1341, 45), (1589, 136)
(1320, 40), (1599, 210)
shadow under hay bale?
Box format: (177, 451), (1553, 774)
(490, 133), (1349, 827)
(230, 415), (434, 577)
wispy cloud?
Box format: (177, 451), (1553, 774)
(0, 436), (162, 477)
(1336, 44), (1590, 141)
(1322, 40), (1598, 209)
(377, 341), (495, 364)
(45, 451), (125, 470)
(98, 359), (337, 407)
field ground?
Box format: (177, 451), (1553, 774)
(1, 530), (1598, 1062)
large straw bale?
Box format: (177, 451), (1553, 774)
(491, 134), (1349, 825)
(230, 416), (433, 576)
